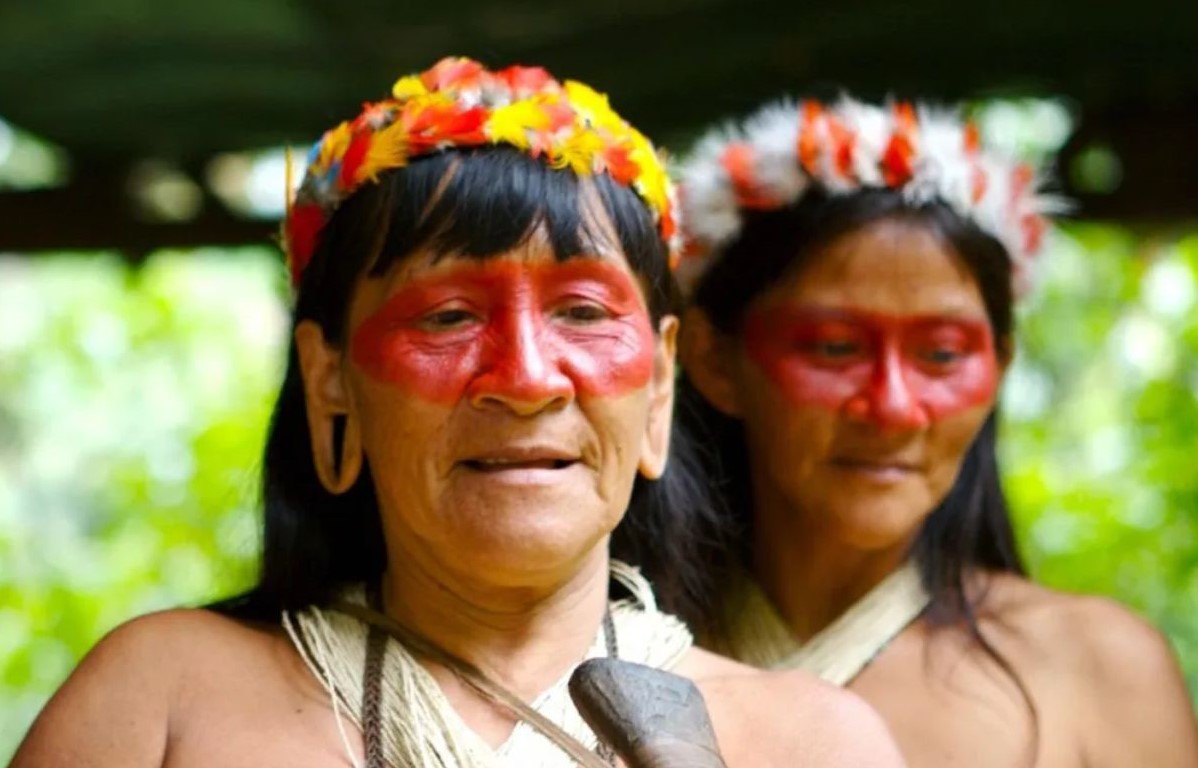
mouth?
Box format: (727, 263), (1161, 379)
(830, 457), (921, 480)
(462, 457), (578, 472)
(458, 445), (582, 475)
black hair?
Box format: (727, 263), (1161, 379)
(678, 186), (1038, 755)
(214, 147), (729, 631)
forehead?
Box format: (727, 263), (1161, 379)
(763, 218), (988, 318)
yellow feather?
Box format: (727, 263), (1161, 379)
(317, 123), (353, 170)
(554, 128), (605, 176)
(355, 121), (409, 184)
(486, 100), (550, 150)
(391, 75), (428, 100)
(564, 81), (623, 131)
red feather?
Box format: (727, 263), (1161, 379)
(338, 130), (372, 188)
(971, 166), (988, 204)
(893, 102), (918, 134)
(603, 145), (639, 184)
(405, 103), (488, 152)
(422, 57), (485, 91)
(1022, 214), (1046, 255)
(286, 204), (326, 285)
(797, 101), (823, 174)
(881, 133), (915, 187)
(827, 115), (857, 180)
(721, 143), (774, 209)
(496, 65), (556, 98)
(963, 120), (981, 154)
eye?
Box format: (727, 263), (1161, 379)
(921, 347), (964, 365)
(804, 339), (863, 359)
(555, 302), (611, 324)
(418, 307), (480, 330)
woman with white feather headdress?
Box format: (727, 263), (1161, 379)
(673, 95), (1198, 767)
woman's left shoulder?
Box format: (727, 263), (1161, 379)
(981, 573), (1178, 682)
(981, 574), (1195, 735)
(975, 575), (1198, 764)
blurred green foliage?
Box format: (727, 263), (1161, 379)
(1, 228), (1196, 760)
(0, 249), (284, 757)
(1002, 224), (1198, 697)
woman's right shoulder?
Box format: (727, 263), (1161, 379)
(92, 607), (281, 678)
(10, 608), (283, 767)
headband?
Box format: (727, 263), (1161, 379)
(675, 98), (1063, 294)
(284, 57), (680, 285)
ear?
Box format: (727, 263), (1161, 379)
(637, 315), (679, 481)
(295, 320), (363, 494)
(678, 306), (743, 418)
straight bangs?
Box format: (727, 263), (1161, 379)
(371, 149), (667, 303)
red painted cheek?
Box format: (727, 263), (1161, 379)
(350, 261), (656, 404)
(350, 298), (487, 404)
(743, 309), (870, 410)
(552, 316), (655, 395)
(903, 354), (998, 419)
(536, 260), (656, 396)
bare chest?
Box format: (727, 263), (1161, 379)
(165, 706), (362, 768)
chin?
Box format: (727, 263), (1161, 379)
(443, 503), (613, 581)
(822, 494), (932, 552)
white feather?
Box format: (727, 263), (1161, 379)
(672, 94), (1061, 297)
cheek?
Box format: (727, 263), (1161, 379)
(912, 358), (999, 419)
(925, 407), (992, 487)
(350, 378), (450, 475)
(587, 392), (652, 470)
(351, 316), (487, 403)
(555, 316), (656, 398)
(742, 320), (864, 410)
(739, 373), (835, 475)
(751, 356), (863, 410)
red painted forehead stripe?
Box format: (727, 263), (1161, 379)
(350, 259), (655, 405)
(743, 305), (998, 430)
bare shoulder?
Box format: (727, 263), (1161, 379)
(11, 608), (277, 768)
(981, 573), (1181, 684)
(981, 574), (1198, 766)
(677, 648), (905, 766)
(76, 607), (281, 690)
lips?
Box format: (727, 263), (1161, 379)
(829, 456), (923, 482)
(831, 457), (920, 472)
(459, 445), (581, 473)
(464, 457), (576, 471)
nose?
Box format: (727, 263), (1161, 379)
(467, 310), (574, 415)
(845, 346), (930, 431)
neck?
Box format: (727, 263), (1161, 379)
(750, 484), (914, 643)
(381, 539), (611, 701)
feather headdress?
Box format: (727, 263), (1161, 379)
(284, 57), (679, 285)
(675, 97), (1065, 295)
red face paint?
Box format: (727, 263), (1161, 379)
(350, 259), (655, 404)
(743, 306), (998, 430)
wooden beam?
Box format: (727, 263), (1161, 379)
(0, 178), (277, 260)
